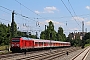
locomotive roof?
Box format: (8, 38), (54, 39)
(21, 37), (33, 40)
(13, 37), (33, 40)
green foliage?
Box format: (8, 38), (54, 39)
(40, 31), (45, 39)
(84, 32), (90, 44)
(17, 31), (27, 37)
(57, 27), (66, 41)
(17, 31), (36, 39)
(40, 21), (57, 40)
(67, 32), (90, 47)
(0, 22), (37, 46)
(11, 21), (17, 38)
(29, 35), (37, 39)
(40, 21), (66, 41)
(85, 44), (90, 47)
(85, 39), (90, 44)
(0, 45), (8, 50)
(0, 23), (9, 45)
(70, 39), (82, 47)
(46, 21), (57, 40)
(84, 32), (90, 40)
(66, 36), (82, 46)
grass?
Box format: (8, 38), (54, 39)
(0, 45), (11, 54)
(0, 45), (8, 50)
(85, 44), (90, 47)
(0, 50), (9, 54)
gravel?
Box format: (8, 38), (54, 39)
(54, 47), (85, 60)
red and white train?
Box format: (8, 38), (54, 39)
(10, 37), (71, 52)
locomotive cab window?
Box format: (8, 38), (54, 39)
(12, 40), (20, 42)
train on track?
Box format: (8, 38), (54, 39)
(10, 37), (71, 52)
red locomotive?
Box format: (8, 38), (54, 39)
(10, 37), (71, 52)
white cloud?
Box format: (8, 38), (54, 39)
(34, 6), (59, 14)
(44, 6), (59, 13)
(34, 11), (40, 14)
(39, 20), (63, 25)
(45, 20), (62, 25)
(34, 10), (44, 14)
(86, 6), (90, 10)
(44, 6), (57, 11)
(72, 16), (85, 21)
(86, 21), (90, 25)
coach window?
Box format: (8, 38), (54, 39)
(35, 42), (38, 46)
(44, 42), (46, 46)
(39, 42), (43, 46)
(41, 42), (43, 46)
(61, 43), (62, 45)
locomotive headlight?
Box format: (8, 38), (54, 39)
(12, 44), (14, 47)
(17, 44), (19, 47)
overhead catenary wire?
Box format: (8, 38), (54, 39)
(68, 0), (82, 27)
(0, 5), (40, 25)
(68, 0), (88, 18)
(0, 7), (40, 33)
(68, 0), (76, 16)
(0, 6), (12, 12)
(0, 17), (11, 22)
(0, 9), (11, 15)
(14, 0), (47, 27)
(15, 12), (36, 21)
(0, 6), (40, 33)
(0, 5), (90, 30)
(33, 13), (90, 20)
(0, 5), (90, 22)
(14, 0), (48, 20)
(60, 0), (81, 29)
(0, 3), (90, 28)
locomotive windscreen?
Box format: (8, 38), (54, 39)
(12, 40), (20, 42)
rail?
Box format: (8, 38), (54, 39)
(16, 47), (79, 60)
(71, 46), (90, 60)
(0, 47), (80, 60)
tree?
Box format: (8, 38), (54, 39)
(46, 21), (55, 40)
(0, 23), (9, 45)
(84, 32), (90, 40)
(40, 21), (66, 41)
(85, 39), (90, 44)
(40, 31), (45, 39)
(57, 27), (66, 41)
(11, 21), (17, 38)
(40, 21), (57, 40)
(83, 32), (90, 44)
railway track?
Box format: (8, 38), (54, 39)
(15, 47), (79, 60)
(0, 50), (40, 59)
(0, 47), (80, 60)
(71, 46), (90, 60)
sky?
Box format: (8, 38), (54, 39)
(0, 0), (90, 37)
